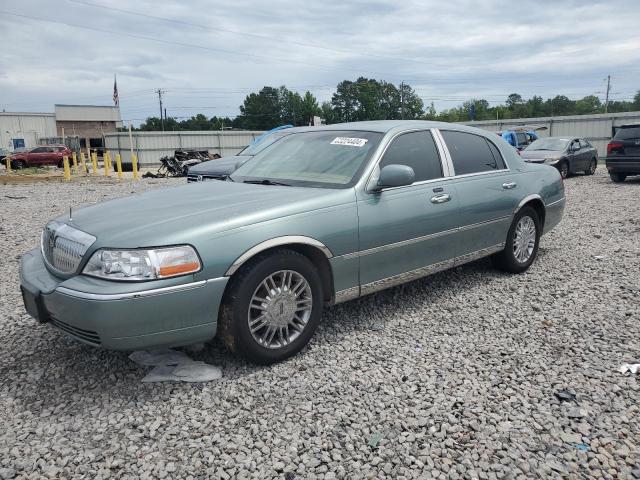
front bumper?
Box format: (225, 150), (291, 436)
(19, 248), (229, 350)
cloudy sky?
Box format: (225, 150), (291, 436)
(1, 0), (639, 124)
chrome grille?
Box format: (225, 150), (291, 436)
(41, 221), (96, 274)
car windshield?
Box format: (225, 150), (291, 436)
(525, 138), (569, 151)
(239, 131), (293, 156)
(231, 130), (383, 188)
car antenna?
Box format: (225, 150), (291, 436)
(69, 206), (72, 222)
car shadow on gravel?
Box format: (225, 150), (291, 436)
(5, 257), (530, 414)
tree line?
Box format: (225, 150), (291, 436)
(136, 78), (640, 131)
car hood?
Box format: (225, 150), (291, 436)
(188, 155), (252, 176)
(520, 149), (564, 160)
(62, 180), (349, 247)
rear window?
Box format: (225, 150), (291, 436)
(614, 126), (640, 141)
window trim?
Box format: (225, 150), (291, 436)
(365, 128), (449, 192)
(438, 129), (510, 178)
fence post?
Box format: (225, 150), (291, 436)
(71, 152), (78, 175)
(91, 151), (98, 174)
(115, 153), (123, 180)
(132, 153), (139, 180)
(5, 156), (11, 173)
(63, 156), (71, 181)
(104, 151), (111, 177)
(79, 152), (88, 174)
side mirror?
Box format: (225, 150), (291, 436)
(376, 164), (415, 190)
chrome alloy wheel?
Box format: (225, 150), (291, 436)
(248, 270), (313, 349)
(513, 216), (537, 263)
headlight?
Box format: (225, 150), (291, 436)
(83, 245), (201, 281)
(544, 157), (560, 165)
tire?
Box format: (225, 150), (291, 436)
(218, 249), (324, 364)
(11, 159), (27, 169)
(491, 206), (541, 274)
(585, 158), (597, 175)
(610, 173), (626, 183)
(557, 160), (569, 179)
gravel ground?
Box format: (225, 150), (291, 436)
(0, 171), (639, 479)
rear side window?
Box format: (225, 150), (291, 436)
(486, 140), (506, 169)
(442, 131), (504, 175)
(379, 131), (442, 182)
(579, 139), (590, 148)
(614, 126), (640, 141)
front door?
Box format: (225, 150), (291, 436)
(356, 130), (460, 290)
(439, 129), (520, 256)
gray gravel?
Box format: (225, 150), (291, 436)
(1, 170), (639, 479)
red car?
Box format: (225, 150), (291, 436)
(8, 145), (72, 169)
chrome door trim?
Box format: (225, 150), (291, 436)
(225, 235), (333, 276)
(431, 129), (455, 177)
(336, 216), (509, 260)
(54, 278), (223, 301)
(364, 128), (449, 192)
(359, 243), (505, 297)
(545, 197), (566, 208)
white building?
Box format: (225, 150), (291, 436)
(0, 112), (57, 150)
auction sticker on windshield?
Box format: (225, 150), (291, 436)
(330, 137), (368, 147)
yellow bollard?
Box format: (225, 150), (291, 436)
(115, 153), (123, 180)
(132, 153), (139, 180)
(71, 152), (78, 175)
(104, 151), (111, 177)
(5, 156), (11, 173)
(91, 151), (98, 174)
(63, 156), (71, 181)
(79, 152), (88, 174)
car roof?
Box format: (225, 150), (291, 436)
(301, 120), (489, 134)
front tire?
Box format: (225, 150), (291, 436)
(610, 173), (626, 183)
(218, 249), (324, 364)
(11, 159), (27, 169)
(557, 160), (569, 179)
(585, 158), (597, 175)
(491, 206), (541, 273)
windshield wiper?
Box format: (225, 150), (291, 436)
(243, 179), (291, 186)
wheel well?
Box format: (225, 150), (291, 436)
(522, 199), (545, 230)
(227, 243), (335, 304)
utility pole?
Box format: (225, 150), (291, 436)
(156, 88), (165, 131)
(400, 81), (405, 119)
(604, 75), (611, 113)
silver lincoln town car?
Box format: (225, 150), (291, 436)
(20, 121), (565, 364)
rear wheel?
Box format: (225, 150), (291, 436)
(585, 158), (597, 175)
(218, 249), (324, 364)
(610, 173), (626, 183)
(491, 206), (540, 273)
(11, 159), (26, 169)
(558, 160), (569, 179)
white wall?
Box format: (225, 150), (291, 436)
(461, 111), (640, 158)
(0, 112), (57, 150)
(103, 130), (264, 165)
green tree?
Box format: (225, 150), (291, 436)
(235, 86), (282, 130)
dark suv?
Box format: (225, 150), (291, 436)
(606, 125), (640, 182)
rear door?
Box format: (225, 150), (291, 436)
(439, 130), (520, 256)
(356, 129), (460, 290)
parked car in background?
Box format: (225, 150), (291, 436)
(8, 145), (72, 169)
(520, 136), (598, 179)
(20, 121), (565, 364)
(606, 124), (640, 182)
(187, 126), (305, 182)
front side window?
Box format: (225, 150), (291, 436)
(379, 131), (442, 182)
(442, 130), (503, 176)
(31, 147), (46, 153)
(231, 130), (383, 188)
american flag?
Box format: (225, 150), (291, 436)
(113, 75), (119, 107)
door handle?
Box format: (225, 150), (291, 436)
(430, 193), (451, 204)
(502, 182), (517, 190)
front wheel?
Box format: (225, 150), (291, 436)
(218, 249), (324, 364)
(610, 173), (626, 183)
(557, 160), (569, 179)
(11, 159), (27, 169)
(585, 158), (597, 175)
(491, 206), (541, 273)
